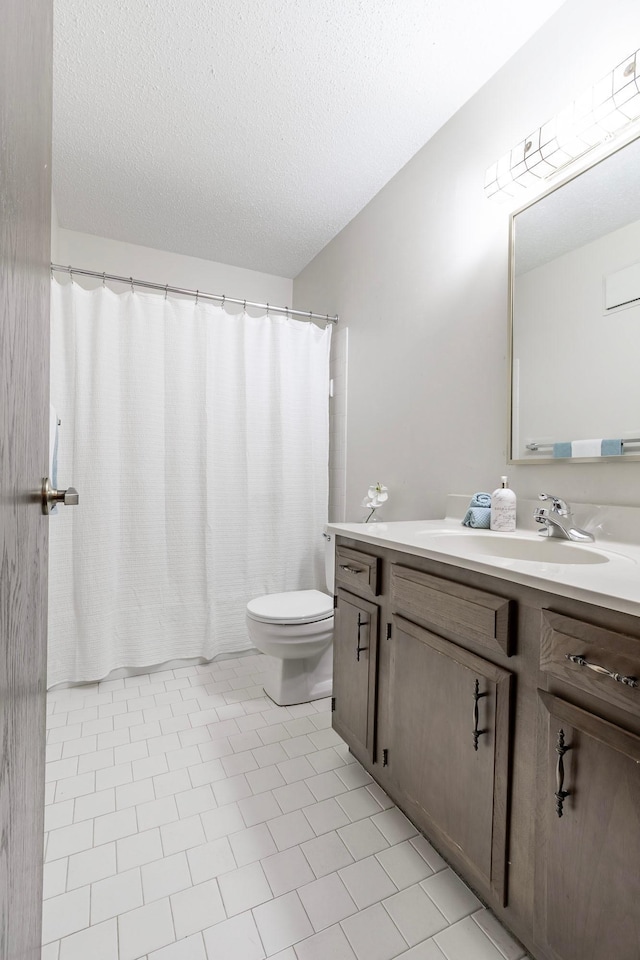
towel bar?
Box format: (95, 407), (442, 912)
(526, 438), (640, 452)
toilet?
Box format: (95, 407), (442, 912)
(246, 532), (335, 706)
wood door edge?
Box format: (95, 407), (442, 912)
(490, 671), (513, 906)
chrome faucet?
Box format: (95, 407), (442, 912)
(534, 494), (595, 542)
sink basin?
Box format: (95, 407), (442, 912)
(429, 533), (610, 565)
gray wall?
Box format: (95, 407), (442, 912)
(55, 229), (292, 305)
(293, 0), (640, 521)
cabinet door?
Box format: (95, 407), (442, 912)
(332, 589), (379, 762)
(389, 615), (512, 904)
(534, 691), (640, 960)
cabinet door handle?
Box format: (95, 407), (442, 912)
(356, 613), (369, 661)
(472, 679), (487, 751)
(566, 654), (638, 688)
(555, 728), (570, 818)
(340, 563), (364, 575)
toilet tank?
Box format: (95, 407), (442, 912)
(324, 529), (335, 594)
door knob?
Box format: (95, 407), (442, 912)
(42, 477), (79, 515)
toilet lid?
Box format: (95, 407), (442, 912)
(247, 589), (334, 624)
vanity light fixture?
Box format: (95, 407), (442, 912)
(485, 47), (640, 200)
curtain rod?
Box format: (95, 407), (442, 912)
(50, 264), (338, 325)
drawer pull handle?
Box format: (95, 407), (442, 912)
(555, 728), (570, 818)
(472, 679), (487, 751)
(566, 654), (638, 688)
(340, 564), (364, 575)
(356, 613), (369, 661)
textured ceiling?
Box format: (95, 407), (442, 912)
(53, 0), (566, 278)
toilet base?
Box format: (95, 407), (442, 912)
(262, 644), (333, 706)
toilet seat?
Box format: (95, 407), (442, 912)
(247, 589), (333, 625)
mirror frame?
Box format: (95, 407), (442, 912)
(507, 127), (640, 464)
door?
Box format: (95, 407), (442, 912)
(388, 615), (512, 904)
(0, 0), (53, 956)
(534, 691), (640, 960)
(332, 589), (379, 762)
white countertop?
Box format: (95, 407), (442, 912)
(328, 499), (640, 618)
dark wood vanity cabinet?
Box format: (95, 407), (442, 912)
(388, 615), (512, 904)
(332, 588), (379, 762)
(384, 562), (514, 903)
(534, 690), (640, 960)
(534, 611), (640, 960)
(334, 543), (515, 901)
(331, 534), (640, 960)
(334, 543), (379, 598)
(332, 544), (381, 763)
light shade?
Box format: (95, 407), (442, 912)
(485, 49), (640, 201)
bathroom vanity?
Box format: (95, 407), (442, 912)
(329, 507), (640, 960)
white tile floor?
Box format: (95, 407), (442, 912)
(43, 653), (528, 960)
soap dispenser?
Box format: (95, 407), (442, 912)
(490, 476), (517, 532)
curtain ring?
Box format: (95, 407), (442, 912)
(285, 306), (289, 318)
(222, 295), (225, 308)
(266, 303), (270, 315)
(164, 284), (169, 300)
(130, 277), (134, 294)
(243, 299), (246, 311)
(195, 289), (199, 305)
(102, 272), (106, 288)
(68, 265), (73, 283)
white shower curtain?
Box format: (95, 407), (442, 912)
(48, 280), (331, 686)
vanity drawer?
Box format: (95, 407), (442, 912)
(391, 564), (511, 656)
(540, 610), (640, 715)
(335, 546), (380, 597)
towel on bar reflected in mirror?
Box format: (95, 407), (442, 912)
(553, 439), (623, 458)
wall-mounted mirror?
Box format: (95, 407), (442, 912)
(509, 131), (640, 463)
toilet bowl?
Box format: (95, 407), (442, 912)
(246, 533), (334, 706)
